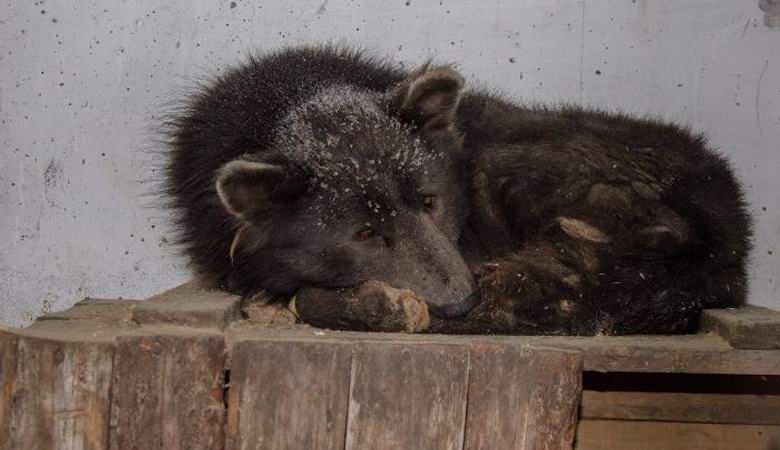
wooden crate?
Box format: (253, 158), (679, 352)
(1, 281), (779, 450)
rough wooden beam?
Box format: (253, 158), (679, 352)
(226, 340), (352, 450)
(574, 419), (780, 450)
(0, 328), (19, 450)
(131, 281), (241, 330)
(227, 325), (780, 375)
(345, 342), (471, 450)
(6, 333), (114, 450)
(225, 336), (583, 450)
(701, 306), (780, 349)
(109, 332), (226, 450)
(581, 391), (780, 425)
(464, 344), (582, 450)
(35, 298), (141, 322)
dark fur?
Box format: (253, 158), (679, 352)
(444, 95), (752, 334)
(164, 46), (751, 335)
(165, 45), (476, 318)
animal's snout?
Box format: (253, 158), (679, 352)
(428, 292), (481, 318)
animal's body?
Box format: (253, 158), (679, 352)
(165, 46), (751, 335)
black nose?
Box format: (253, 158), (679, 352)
(428, 293), (481, 318)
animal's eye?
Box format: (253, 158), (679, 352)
(423, 195), (437, 212)
(355, 225), (377, 241)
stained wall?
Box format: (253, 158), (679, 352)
(1, 0), (778, 325)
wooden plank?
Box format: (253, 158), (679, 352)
(702, 306), (780, 349)
(225, 340), (352, 450)
(534, 333), (780, 375)
(132, 281), (241, 329)
(0, 328), (19, 450)
(35, 298), (141, 322)
(229, 326), (780, 376)
(574, 419), (780, 450)
(464, 344), (581, 450)
(581, 390), (780, 425)
(345, 343), (470, 450)
(109, 333), (226, 450)
(8, 334), (114, 450)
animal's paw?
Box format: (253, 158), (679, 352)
(355, 281), (430, 333)
(473, 255), (583, 334)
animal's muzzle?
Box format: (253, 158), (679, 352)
(428, 291), (481, 318)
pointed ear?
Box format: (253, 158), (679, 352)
(391, 65), (465, 132)
(216, 160), (301, 221)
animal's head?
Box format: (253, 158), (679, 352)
(215, 66), (476, 318)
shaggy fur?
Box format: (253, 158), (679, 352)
(441, 94), (752, 334)
(164, 45), (751, 335)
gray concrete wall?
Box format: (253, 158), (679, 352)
(1, 0), (778, 326)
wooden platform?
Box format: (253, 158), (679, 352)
(1, 281), (779, 449)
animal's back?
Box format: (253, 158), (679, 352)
(455, 92), (751, 333)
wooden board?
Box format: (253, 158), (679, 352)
(0, 329), (19, 450)
(227, 325), (780, 376)
(109, 333), (226, 450)
(225, 338), (582, 450)
(344, 342), (471, 450)
(464, 344), (582, 450)
(3, 283), (780, 449)
(34, 298), (141, 322)
(226, 341), (352, 450)
(7, 334), (114, 450)
(574, 419), (780, 450)
(702, 306), (780, 349)
(581, 391), (780, 425)
(131, 281), (241, 330)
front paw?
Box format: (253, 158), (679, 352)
(294, 281), (430, 333)
(355, 281), (430, 333)
(475, 257), (583, 334)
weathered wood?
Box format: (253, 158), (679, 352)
(0, 328), (19, 450)
(464, 344), (581, 450)
(35, 298), (141, 322)
(702, 306), (780, 349)
(569, 335), (780, 375)
(345, 343), (470, 450)
(4, 286), (780, 450)
(132, 281), (241, 329)
(226, 340), (352, 450)
(109, 333), (226, 450)
(7, 333), (114, 450)
(574, 419), (780, 450)
(580, 390), (780, 425)
(227, 325), (780, 375)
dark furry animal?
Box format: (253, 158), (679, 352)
(166, 46), (476, 318)
(165, 46), (751, 335)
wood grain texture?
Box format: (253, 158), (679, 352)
(345, 343), (470, 450)
(226, 326), (780, 375)
(464, 344), (582, 450)
(522, 348), (582, 450)
(574, 419), (780, 450)
(581, 391), (780, 425)
(34, 298), (141, 322)
(132, 281), (241, 329)
(702, 306), (780, 349)
(109, 333), (226, 450)
(225, 340), (352, 450)
(8, 334), (114, 450)
(0, 328), (19, 450)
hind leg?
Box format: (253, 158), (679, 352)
(441, 214), (706, 335)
